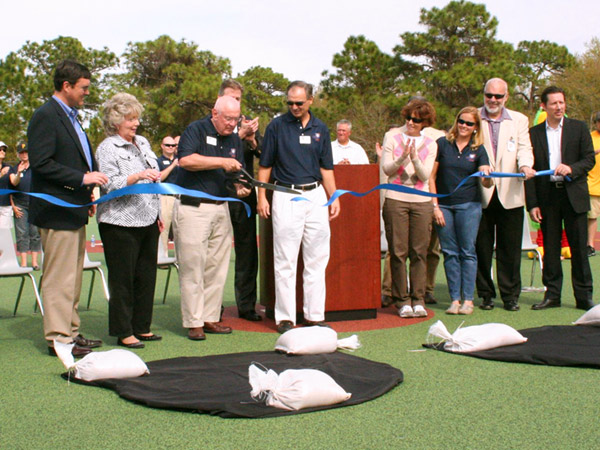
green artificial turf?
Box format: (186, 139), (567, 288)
(0, 221), (598, 449)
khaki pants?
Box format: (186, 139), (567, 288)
(173, 200), (232, 328)
(40, 227), (86, 345)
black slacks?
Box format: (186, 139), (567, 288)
(540, 186), (593, 304)
(99, 221), (160, 338)
(229, 190), (258, 314)
(476, 192), (524, 303)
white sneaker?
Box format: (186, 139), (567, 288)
(413, 305), (427, 317)
(399, 305), (414, 318)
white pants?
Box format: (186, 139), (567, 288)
(173, 200), (232, 328)
(272, 186), (330, 324)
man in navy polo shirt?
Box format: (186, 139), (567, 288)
(156, 135), (179, 257)
(257, 80), (340, 334)
(174, 95), (250, 341)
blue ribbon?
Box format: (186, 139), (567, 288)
(0, 182), (251, 216)
(292, 169), (556, 206)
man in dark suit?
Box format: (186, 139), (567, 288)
(28, 60), (108, 356)
(525, 86), (595, 311)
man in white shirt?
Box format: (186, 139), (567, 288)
(332, 120), (369, 165)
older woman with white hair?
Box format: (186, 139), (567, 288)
(96, 92), (163, 348)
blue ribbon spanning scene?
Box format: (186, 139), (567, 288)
(292, 169), (556, 206)
(0, 182), (252, 217)
(0, 170), (560, 213)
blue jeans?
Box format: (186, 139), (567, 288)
(435, 202), (482, 301)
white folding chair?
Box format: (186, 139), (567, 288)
(84, 251), (110, 309)
(0, 228), (43, 315)
(521, 216), (545, 292)
(157, 237), (178, 304)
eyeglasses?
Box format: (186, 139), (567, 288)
(406, 116), (425, 124)
(484, 93), (505, 100)
(457, 118), (476, 127)
(286, 101), (305, 107)
(163, 143), (177, 148)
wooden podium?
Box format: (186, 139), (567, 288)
(259, 164), (381, 321)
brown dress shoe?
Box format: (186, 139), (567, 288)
(48, 344), (92, 358)
(188, 327), (206, 341)
(73, 334), (103, 348)
(203, 322), (232, 334)
(303, 320), (330, 328)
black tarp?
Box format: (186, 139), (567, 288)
(63, 351), (403, 418)
(425, 325), (600, 368)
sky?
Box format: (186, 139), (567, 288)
(1, 0), (599, 86)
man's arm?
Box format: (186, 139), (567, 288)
(256, 165), (272, 218)
(159, 158), (178, 180)
(320, 168), (340, 220)
(179, 154), (241, 172)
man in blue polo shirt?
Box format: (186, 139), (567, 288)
(174, 95), (250, 341)
(257, 80), (340, 334)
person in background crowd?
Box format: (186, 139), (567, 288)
(430, 107), (491, 315)
(332, 119), (369, 165)
(0, 141), (14, 229)
(96, 93), (163, 348)
(9, 143), (41, 269)
(156, 135), (178, 257)
(381, 99), (438, 319)
(586, 111), (600, 256)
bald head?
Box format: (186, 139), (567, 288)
(212, 95), (241, 135)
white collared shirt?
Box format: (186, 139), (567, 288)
(546, 118), (564, 181)
(332, 139), (369, 165)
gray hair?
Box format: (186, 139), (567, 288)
(483, 78), (508, 94)
(102, 93), (144, 135)
(287, 80), (313, 99)
(336, 119), (352, 130)
(594, 112), (600, 122)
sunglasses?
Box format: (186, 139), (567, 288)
(163, 143), (177, 147)
(406, 116), (425, 124)
(457, 118), (476, 127)
(484, 93), (505, 100)
(286, 101), (305, 107)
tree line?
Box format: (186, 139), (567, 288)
(0, 1), (598, 163)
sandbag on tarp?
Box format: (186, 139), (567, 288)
(62, 351), (403, 418)
(424, 325), (600, 368)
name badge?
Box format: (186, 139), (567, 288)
(507, 138), (516, 152)
(300, 135), (311, 145)
(206, 136), (217, 146)
(164, 161), (170, 165)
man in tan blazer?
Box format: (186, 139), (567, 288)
(476, 78), (535, 311)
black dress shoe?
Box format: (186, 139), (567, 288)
(304, 320), (331, 328)
(424, 292), (437, 305)
(277, 320), (294, 334)
(504, 301), (520, 311)
(134, 333), (162, 341)
(239, 311), (262, 321)
(73, 334), (103, 348)
(532, 298), (561, 310)
(117, 339), (145, 349)
(479, 298), (494, 310)
(48, 344), (92, 358)
(381, 294), (394, 307)
(576, 301), (595, 311)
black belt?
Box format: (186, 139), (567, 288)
(550, 181), (565, 189)
(274, 180), (321, 192)
(179, 195), (225, 206)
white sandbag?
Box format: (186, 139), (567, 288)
(274, 326), (361, 355)
(574, 303), (600, 326)
(427, 320), (527, 353)
(54, 340), (149, 381)
(248, 364), (351, 410)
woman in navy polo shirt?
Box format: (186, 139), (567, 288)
(430, 107), (491, 315)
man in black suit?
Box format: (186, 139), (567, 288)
(219, 79), (262, 321)
(525, 86), (595, 311)
(28, 60), (108, 356)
